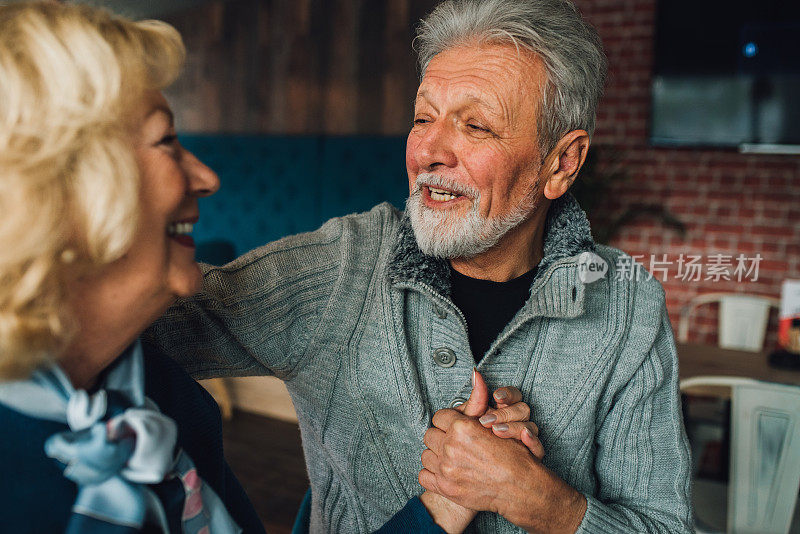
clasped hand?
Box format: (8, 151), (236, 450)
(418, 370), (585, 534)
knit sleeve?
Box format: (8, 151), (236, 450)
(143, 214), (347, 380)
(143, 203), (398, 381)
(576, 305), (694, 533)
(372, 497), (447, 534)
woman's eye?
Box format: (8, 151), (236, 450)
(159, 134), (178, 145)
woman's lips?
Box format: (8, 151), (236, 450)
(167, 217), (198, 248)
(170, 234), (195, 248)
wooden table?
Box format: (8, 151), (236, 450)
(677, 343), (800, 397)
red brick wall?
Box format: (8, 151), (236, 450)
(574, 0), (800, 347)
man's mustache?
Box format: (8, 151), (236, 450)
(412, 172), (479, 200)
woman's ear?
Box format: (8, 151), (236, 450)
(541, 130), (590, 200)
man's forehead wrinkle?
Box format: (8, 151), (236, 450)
(419, 46), (544, 127)
(432, 43), (543, 78)
(415, 90), (439, 113)
(419, 72), (509, 116)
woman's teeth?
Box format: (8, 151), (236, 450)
(167, 222), (194, 236)
(429, 187), (457, 201)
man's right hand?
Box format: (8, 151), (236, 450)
(419, 370), (544, 533)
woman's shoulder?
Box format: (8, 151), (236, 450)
(0, 401), (68, 466)
(140, 342), (265, 533)
(0, 403), (75, 531)
(140, 341), (227, 485)
(141, 341), (221, 419)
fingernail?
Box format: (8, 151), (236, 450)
(493, 423), (509, 432)
(524, 428), (535, 439)
(479, 414), (497, 425)
(472, 367), (477, 388)
(494, 390), (508, 401)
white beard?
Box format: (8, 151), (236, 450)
(406, 172), (538, 259)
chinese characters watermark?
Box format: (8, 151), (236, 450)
(612, 254), (763, 282)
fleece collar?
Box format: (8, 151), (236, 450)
(387, 192), (595, 297)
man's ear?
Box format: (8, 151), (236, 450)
(541, 130), (590, 200)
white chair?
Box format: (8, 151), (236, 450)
(681, 376), (800, 533)
(679, 293), (780, 352)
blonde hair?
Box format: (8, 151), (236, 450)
(0, 1), (185, 379)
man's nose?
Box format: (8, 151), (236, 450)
(182, 149), (220, 197)
(413, 120), (458, 171)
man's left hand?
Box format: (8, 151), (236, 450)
(419, 408), (587, 533)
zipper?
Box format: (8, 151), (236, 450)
(406, 280), (475, 361)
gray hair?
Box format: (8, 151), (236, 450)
(414, 0), (607, 155)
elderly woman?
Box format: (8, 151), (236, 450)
(0, 3), (263, 533)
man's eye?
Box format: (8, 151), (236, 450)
(413, 118), (429, 125)
(467, 123), (490, 133)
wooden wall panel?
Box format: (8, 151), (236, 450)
(356, 0), (386, 133)
(163, 0), (439, 135)
(382, 0), (414, 134)
(320, 0), (360, 133)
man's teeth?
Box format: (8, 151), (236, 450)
(168, 222), (194, 236)
(429, 187), (457, 201)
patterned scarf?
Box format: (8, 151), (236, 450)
(0, 341), (241, 534)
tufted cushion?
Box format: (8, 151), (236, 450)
(180, 135), (408, 261)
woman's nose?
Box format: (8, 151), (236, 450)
(182, 149), (220, 197)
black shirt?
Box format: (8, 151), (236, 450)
(449, 265), (538, 362)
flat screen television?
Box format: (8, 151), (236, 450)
(651, 0), (800, 152)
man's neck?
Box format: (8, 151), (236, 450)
(450, 203), (549, 282)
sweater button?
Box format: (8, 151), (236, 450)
(434, 305), (448, 319)
(450, 397), (467, 408)
(432, 347), (457, 368)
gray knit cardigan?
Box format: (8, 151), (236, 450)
(146, 194), (693, 533)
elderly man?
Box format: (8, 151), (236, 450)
(147, 0), (692, 532)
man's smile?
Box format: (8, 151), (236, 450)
(423, 185), (469, 207)
(428, 186), (459, 202)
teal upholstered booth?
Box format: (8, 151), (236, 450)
(180, 135), (409, 262)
